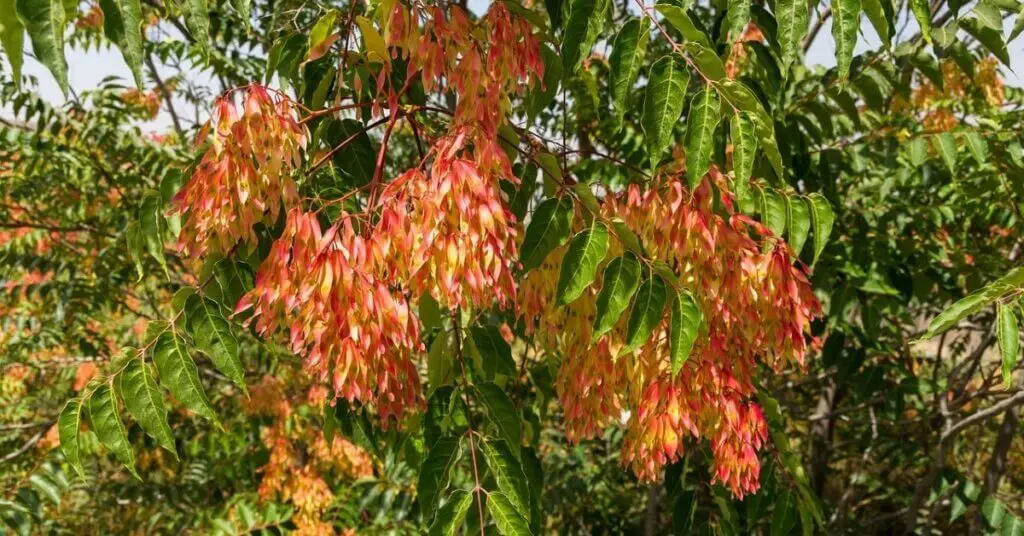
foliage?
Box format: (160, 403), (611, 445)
(2, 0), (1024, 533)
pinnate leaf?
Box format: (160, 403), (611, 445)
(669, 290), (702, 376)
(998, 303), (1019, 388)
(593, 253), (643, 341)
(476, 382), (522, 456)
(87, 383), (139, 478)
(418, 436), (461, 522)
(152, 331), (219, 424)
(521, 197), (574, 272)
(685, 87), (722, 190)
(807, 193), (834, 267)
(609, 17), (650, 127)
(489, 492), (533, 535)
(58, 398), (85, 478)
(625, 274), (668, 353)
(643, 54), (690, 167)
(117, 357), (176, 456)
(428, 489), (474, 536)
(557, 222), (610, 305)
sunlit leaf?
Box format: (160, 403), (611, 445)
(557, 222), (610, 305)
(685, 87), (722, 189)
(643, 54), (690, 167)
(609, 17), (651, 127)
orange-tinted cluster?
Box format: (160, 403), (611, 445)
(237, 210), (422, 424)
(893, 57), (1005, 132)
(376, 133), (519, 310)
(173, 86), (306, 258)
(248, 374), (372, 534)
(519, 176), (820, 497)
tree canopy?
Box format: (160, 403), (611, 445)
(1, 0), (1024, 533)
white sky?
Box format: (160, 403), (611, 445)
(5, 2), (1024, 133)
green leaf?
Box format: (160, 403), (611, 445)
(963, 18), (1007, 64)
(998, 303), (1019, 388)
(481, 440), (531, 518)
(183, 0), (210, 56)
(610, 218), (644, 255)
(642, 54), (690, 167)
(669, 290), (702, 376)
(186, 296), (246, 393)
(561, 0), (608, 73)
(771, 490), (797, 536)
(624, 274), (668, 353)
(418, 436), (462, 522)
(831, 0), (861, 80)
(776, 0), (809, 71)
(125, 221), (145, 281)
(727, 0), (751, 39)
(152, 331), (219, 424)
(593, 253), (643, 341)
(609, 17), (650, 127)
(488, 492), (533, 536)
(655, 4), (712, 48)
(230, 0), (249, 27)
(57, 398), (85, 478)
(557, 222), (610, 305)
(117, 357), (176, 457)
(762, 188), (787, 236)
(476, 382), (522, 456)
(470, 325), (516, 379)
(910, 0), (932, 43)
(139, 191), (169, 276)
(97, 0), (144, 87)
(973, 1), (1003, 30)
(325, 118), (378, 187)
(528, 44), (562, 120)
(428, 489), (474, 536)
(1012, 5), (1024, 41)
(807, 193), (834, 267)
(963, 131), (989, 165)
(932, 132), (958, 173)
(786, 195), (811, 255)
(0, 0), (25, 85)
(86, 383), (139, 478)
(919, 267), (1024, 340)
(520, 197), (574, 272)
(207, 259), (254, 310)
(684, 42), (727, 81)
(427, 331), (453, 389)
(419, 294), (444, 332)
(685, 87), (721, 190)
(862, 0), (893, 46)
(716, 79), (783, 178)
(730, 112), (757, 194)
(16, 0), (68, 94)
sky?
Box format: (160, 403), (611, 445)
(4, 1), (1024, 133)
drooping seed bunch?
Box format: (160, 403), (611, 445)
(236, 210), (422, 423)
(519, 175), (820, 497)
(173, 86), (306, 258)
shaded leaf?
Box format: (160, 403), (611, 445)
(139, 191), (168, 276)
(418, 436), (461, 522)
(831, 0), (861, 80)
(731, 112), (757, 195)
(97, 0), (144, 87)
(476, 383), (522, 456)
(470, 325), (516, 379)
(0, 0), (25, 84)
(786, 195), (811, 255)
(932, 132), (958, 173)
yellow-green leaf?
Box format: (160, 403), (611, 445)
(998, 303), (1019, 388)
